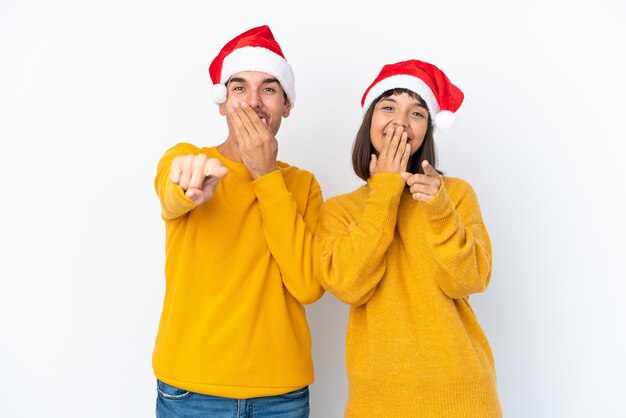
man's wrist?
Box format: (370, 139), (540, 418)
(248, 164), (278, 179)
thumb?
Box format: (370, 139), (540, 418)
(401, 172), (412, 181)
(186, 189), (199, 201)
(422, 160), (438, 176)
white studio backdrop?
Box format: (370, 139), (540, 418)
(1, 0), (625, 417)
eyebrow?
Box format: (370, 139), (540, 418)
(380, 97), (427, 110)
(227, 77), (280, 85)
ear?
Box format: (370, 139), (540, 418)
(218, 102), (226, 116)
(282, 100), (292, 118)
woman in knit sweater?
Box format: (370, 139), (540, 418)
(313, 59), (502, 417)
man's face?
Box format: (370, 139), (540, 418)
(219, 71), (291, 136)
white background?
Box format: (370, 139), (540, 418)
(1, 1), (625, 417)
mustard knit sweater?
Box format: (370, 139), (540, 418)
(314, 173), (501, 418)
(153, 143), (324, 398)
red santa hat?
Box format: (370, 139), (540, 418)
(208, 25), (296, 107)
(361, 59), (464, 133)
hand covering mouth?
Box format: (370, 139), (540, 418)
(255, 110), (270, 120)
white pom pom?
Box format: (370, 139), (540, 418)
(434, 110), (457, 134)
(211, 84), (227, 103)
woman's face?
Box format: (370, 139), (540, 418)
(369, 92), (429, 157)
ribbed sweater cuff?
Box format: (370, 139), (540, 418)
(422, 179), (457, 234)
(366, 173), (407, 232)
(251, 169), (288, 205)
(347, 377), (501, 418)
(161, 181), (197, 218)
(368, 173), (406, 195)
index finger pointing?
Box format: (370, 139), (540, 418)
(204, 158), (228, 179)
(422, 160), (439, 177)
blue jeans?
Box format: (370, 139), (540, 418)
(155, 379), (309, 418)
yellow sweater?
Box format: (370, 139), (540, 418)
(314, 173), (501, 418)
(153, 143), (324, 398)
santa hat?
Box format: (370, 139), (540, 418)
(361, 59), (464, 133)
(208, 25), (296, 108)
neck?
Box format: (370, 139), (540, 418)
(217, 139), (242, 163)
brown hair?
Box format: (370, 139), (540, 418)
(352, 88), (442, 181)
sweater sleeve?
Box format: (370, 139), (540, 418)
(423, 178), (493, 299)
(314, 174), (406, 306)
(252, 169), (325, 305)
(154, 143), (199, 221)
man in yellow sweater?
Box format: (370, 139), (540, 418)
(153, 25), (324, 418)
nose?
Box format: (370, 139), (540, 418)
(392, 115), (409, 128)
(246, 90), (262, 108)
